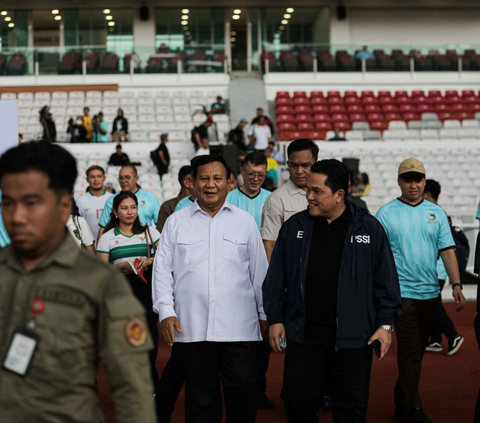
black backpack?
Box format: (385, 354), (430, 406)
(150, 148), (160, 166)
(451, 224), (469, 272)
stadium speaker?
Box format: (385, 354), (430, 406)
(336, 5), (347, 21)
(342, 158), (360, 174)
(209, 145), (239, 176)
(140, 6), (149, 21)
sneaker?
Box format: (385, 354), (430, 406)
(425, 341), (442, 353)
(446, 335), (464, 356)
(408, 408), (432, 423)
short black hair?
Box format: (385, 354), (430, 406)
(0, 140), (77, 195)
(425, 179), (441, 201)
(192, 155), (229, 180)
(178, 166), (192, 184)
(116, 144), (122, 149)
(86, 165), (105, 176)
(243, 151), (267, 168)
(311, 159), (349, 197)
(287, 138), (319, 160)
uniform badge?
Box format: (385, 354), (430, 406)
(138, 235), (145, 243)
(126, 318), (147, 346)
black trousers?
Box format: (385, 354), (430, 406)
(126, 274), (161, 404)
(429, 279), (458, 343)
(282, 327), (372, 423)
(257, 338), (271, 393)
(157, 344), (185, 423)
(394, 297), (436, 412)
(177, 341), (258, 423)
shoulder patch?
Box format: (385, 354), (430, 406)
(36, 286), (86, 308)
(126, 318), (147, 346)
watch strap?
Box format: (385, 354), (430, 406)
(451, 283), (463, 290)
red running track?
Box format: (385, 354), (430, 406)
(99, 302), (480, 422)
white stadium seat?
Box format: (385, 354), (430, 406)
(1, 92), (16, 99)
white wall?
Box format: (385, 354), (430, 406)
(0, 101), (18, 156)
(348, 8), (480, 46)
(133, 6), (156, 48)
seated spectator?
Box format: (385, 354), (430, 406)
(228, 119), (248, 151)
(248, 116), (272, 152)
(18, 133), (23, 143)
(355, 46), (375, 60)
(83, 107), (93, 143)
(195, 138), (210, 157)
(206, 112), (219, 143)
(251, 107), (274, 135)
(105, 182), (116, 194)
(153, 134), (170, 179)
(108, 144), (130, 166)
(111, 108), (129, 142)
(210, 96), (227, 114)
(93, 112), (109, 143)
(268, 141), (285, 165)
(328, 127), (347, 141)
(67, 116), (87, 143)
(191, 120), (211, 150)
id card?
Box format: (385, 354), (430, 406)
(3, 328), (40, 376)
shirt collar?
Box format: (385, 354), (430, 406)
(286, 178), (306, 196)
(0, 232), (80, 274)
(190, 198), (234, 217)
(337, 202), (353, 222)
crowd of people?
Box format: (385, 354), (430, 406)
(0, 137), (479, 423)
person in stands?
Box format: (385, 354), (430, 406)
(112, 108), (129, 142)
(210, 96), (228, 114)
(92, 112), (109, 143)
(83, 107), (93, 143)
(328, 127), (347, 142)
(248, 116), (272, 153)
(192, 120), (212, 151)
(109, 144), (130, 167)
(154, 134), (170, 179)
(251, 108), (274, 135)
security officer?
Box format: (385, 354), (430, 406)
(0, 141), (156, 423)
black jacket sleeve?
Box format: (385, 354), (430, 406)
(262, 226), (288, 325)
(123, 117), (128, 134)
(371, 218), (402, 326)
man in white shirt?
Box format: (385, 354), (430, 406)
(153, 155), (268, 423)
(248, 116), (272, 152)
(76, 166), (112, 242)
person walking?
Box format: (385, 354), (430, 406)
(376, 158), (466, 423)
(263, 159), (402, 423)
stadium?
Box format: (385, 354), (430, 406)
(0, 0), (480, 422)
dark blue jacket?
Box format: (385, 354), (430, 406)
(262, 202), (402, 349)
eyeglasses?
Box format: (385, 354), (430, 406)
(118, 176), (132, 181)
(288, 162), (312, 170)
(245, 171), (267, 179)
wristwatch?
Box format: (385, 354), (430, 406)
(451, 283), (463, 290)
(380, 325), (394, 334)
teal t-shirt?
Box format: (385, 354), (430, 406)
(174, 195), (195, 212)
(99, 188), (161, 228)
(376, 199), (455, 300)
(0, 191), (11, 248)
(93, 121), (109, 143)
(437, 257), (447, 280)
(226, 188), (271, 231)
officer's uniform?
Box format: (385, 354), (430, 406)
(0, 234), (157, 423)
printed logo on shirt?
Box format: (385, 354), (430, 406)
(138, 235), (145, 243)
(426, 211), (438, 225)
(351, 235), (370, 244)
(139, 200), (146, 208)
(297, 231), (304, 239)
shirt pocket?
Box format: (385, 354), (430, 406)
(176, 233), (205, 266)
(222, 232), (248, 264)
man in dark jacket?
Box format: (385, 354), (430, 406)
(263, 159), (401, 423)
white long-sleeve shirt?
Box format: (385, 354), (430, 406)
(152, 200), (268, 343)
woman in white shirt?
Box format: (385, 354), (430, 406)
(97, 191), (161, 409)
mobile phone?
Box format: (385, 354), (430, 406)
(372, 339), (381, 358)
(279, 337), (287, 350)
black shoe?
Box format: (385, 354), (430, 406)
(319, 394), (333, 411)
(408, 408), (432, 423)
(446, 335), (464, 356)
(395, 404), (408, 422)
(425, 341), (442, 353)
(257, 391), (274, 409)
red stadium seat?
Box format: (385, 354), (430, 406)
(312, 105), (329, 114)
(314, 121), (333, 131)
(345, 97), (362, 105)
(344, 91), (359, 98)
(276, 105), (294, 115)
(445, 90), (459, 97)
(437, 112), (454, 121)
(367, 113), (385, 122)
(412, 90), (425, 97)
(394, 90), (409, 98)
(275, 97), (293, 106)
(277, 122), (296, 132)
(331, 113), (349, 122)
(464, 96), (480, 104)
(277, 114), (296, 123)
(382, 104), (399, 112)
(370, 121), (388, 132)
(276, 91), (290, 98)
(294, 105), (312, 115)
(280, 131), (300, 141)
(456, 112), (475, 120)
(311, 97), (327, 105)
(402, 112), (420, 121)
(379, 97), (395, 105)
(327, 91), (341, 98)
(429, 96), (443, 104)
(467, 103), (480, 112)
(364, 104), (382, 113)
(417, 104), (435, 113)
(347, 105), (364, 113)
(433, 103), (449, 112)
(313, 114), (332, 122)
(293, 91), (308, 98)
(310, 91), (325, 98)
(296, 114), (313, 123)
(451, 104), (467, 112)
(328, 97), (344, 105)
(413, 96), (432, 105)
(349, 113), (367, 122)
(313, 131), (328, 140)
(385, 112), (403, 121)
(362, 97), (379, 105)
(333, 121), (352, 131)
(361, 91), (375, 97)
(297, 122), (314, 131)
(428, 90), (442, 97)
(293, 97), (310, 105)
(462, 90), (475, 97)
(330, 105), (347, 113)
(397, 97), (414, 106)
(298, 131), (321, 139)
(378, 91), (392, 97)
(449, 96), (465, 104)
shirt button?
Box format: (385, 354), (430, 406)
(211, 266), (214, 270)
(211, 299), (214, 303)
